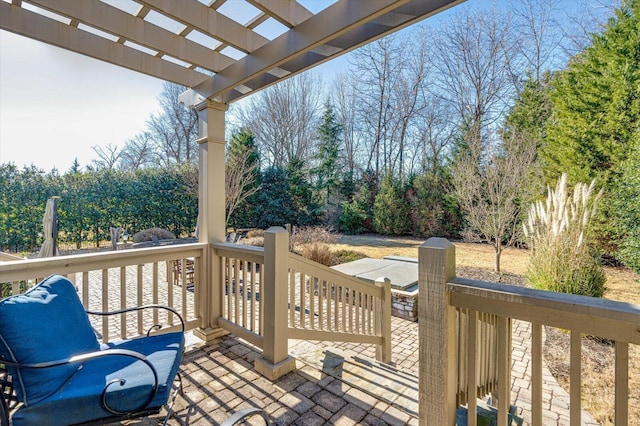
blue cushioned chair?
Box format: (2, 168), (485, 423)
(0, 274), (185, 425)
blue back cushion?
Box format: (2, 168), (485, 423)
(0, 275), (100, 405)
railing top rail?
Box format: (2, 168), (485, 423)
(448, 277), (640, 344)
(289, 252), (385, 295)
(0, 242), (208, 282)
(0, 252), (24, 262)
(211, 242), (265, 257)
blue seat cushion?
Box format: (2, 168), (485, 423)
(0, 275), (100, 405)
(10, 331), (184, 426)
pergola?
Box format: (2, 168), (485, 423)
(1, 0), (463, 248)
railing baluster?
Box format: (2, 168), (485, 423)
(467, 309), (478, 426)
(251, 262), (257, 332)
(226, 257), (232, 321)
(333, 283), (338, 332)
(242, 260), (248, 328)
(300, 272), (306, 329)
(152, 262), (159, 326)
(532, 322), (543, 426)
(120, 266), (126, 339)
(137, 265), (143, 335)
(318, 279), (324, 330)
(101, 269), (109, 342)
(309, 276), (315, 330)
(615, 341), (629, 426)
(259, 263), (264, 334)
(234, 258), (240, 325)
(497, 316), (511, 425)
(570, 331), (581, 426)
(82, 271), (89, 308)
(166, 262), (174, 326)
(341, 286), (347, 333)
(289, 268), (295, 327)
(181, 258), (188, 320)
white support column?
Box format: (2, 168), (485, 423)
(193, 99), (228, 342)
(418, 237), (457, 426)
(255, 226), (296, 381)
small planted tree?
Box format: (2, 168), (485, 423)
(523, 173), (606, 297)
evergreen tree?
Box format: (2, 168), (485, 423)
(254, 167), (295, 229)
(542, 0), (640, 256)
(373, 174), (411, 235)
(611, 130), (640, 273)
(287, 157), (318, 226)
(313, 102), (342, 204)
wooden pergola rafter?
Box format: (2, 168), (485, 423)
(0, 0), (463, 105)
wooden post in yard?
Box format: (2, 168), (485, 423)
(418, 238), (457, 425)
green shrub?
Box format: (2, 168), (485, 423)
(339, 190), (370, 234)
(611, 134), (640, 274)
(373, 174), (411, 235)
(523, 173), (606, 297)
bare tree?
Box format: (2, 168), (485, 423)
(513, 0), (566, 81)
(237, 73), (322, 167)
(225, 147), (260, 227)
(331, 73), (363, 179)
(433, 4), (521, 153)
(349, 36), (403, 178)
(119, 133), (156, 170)
(451, 131), (537, 272)
(91, 143), (121, 171)
(146, 82), (199, 166)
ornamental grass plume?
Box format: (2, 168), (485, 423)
(523, 173), (606, 297)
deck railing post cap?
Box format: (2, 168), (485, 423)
(265, 226), (287, 234)
(421, 237), (454, 249)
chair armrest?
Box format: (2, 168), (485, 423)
(2, 349), (159, 415)
(86, 304), (185, 333)
(221, 407), (272, 426)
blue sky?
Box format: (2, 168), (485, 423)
(0, 0), (351, 172)
(0, 0), (597, 172)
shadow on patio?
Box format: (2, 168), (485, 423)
(141, 334), (416, 426)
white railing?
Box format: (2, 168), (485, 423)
(0, 243), (207, 342)
(212, 242), (266, 348)
(288, 252), (391, 362)
(418, 238), (640, 426)
(212, 227), (392, 379)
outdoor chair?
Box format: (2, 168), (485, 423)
(0, 274), (271, 426)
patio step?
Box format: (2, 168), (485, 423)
(289, 340), (419, 419)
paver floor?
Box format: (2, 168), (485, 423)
(132, 315), (598, 426)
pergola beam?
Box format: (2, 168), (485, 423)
(191, 0), (413, 101)
(196, 0), (464, 103)
(26, 0), (235, 73)
(0, 2), (209, 87)
(246, 0), (312, 27)
(135, 0), (269, 54)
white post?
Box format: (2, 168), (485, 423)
(255, 226), (296, 380)
(418, 237), (457, 425)
(375, 277), (392, 364)
(193, 99), (228, 342)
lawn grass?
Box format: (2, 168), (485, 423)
(332, 234), (639, 425)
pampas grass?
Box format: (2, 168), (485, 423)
(523, 174), (606, 297)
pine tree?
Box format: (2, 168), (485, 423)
(313, 102), (342, 204)
(542, 0), (640, 256)
(543, 0), (640, 186)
